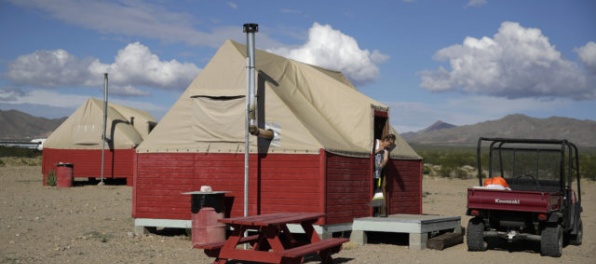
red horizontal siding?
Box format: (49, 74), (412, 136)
(42, 148), (135, 185)
(386, 159), (422, 214)
(134, 153), (323, 221)
(133, 151), (423, 226)
(325, 153), (371, 225)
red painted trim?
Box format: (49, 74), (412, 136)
(132, 150), (138, 218)
(374, 110), (388, 118)
(369, 152), (374, 216)
(418, 160), (423, 214)
(319, 149), (327, 224)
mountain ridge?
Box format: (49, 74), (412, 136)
(0, 109), (66, 140)
(403, 114), (596, 147)
(2, 110), (595, 147)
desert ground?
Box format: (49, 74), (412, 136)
(1, 165), (594, 264)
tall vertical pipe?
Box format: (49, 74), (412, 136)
(100, 73), (108, 185)
(243, 23), (258, 217)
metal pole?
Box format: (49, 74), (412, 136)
(100, 73), (108, 185)
(243, 23), (258, 218)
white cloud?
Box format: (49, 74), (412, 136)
(2, 89), (88, 108)
(227, 2), (238, 9)
(420, 22), (595, 100)
(0, 87), (27, 102)
(269, 23), (389, 85)
(6, 42), (200, 96)
(466, 0), (487, 7)
(7, 0), (228, 48)
(0, 88), (168, 119)
(576, 41), (596, 74)
(91, 42), (200, 91)
(6, 49), (95, 87)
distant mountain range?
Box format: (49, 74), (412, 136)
(1, 109), (595, 148)
(0, 110), (66, 140)
(402, 114), (596, 147)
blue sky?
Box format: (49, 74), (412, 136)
(1, 0), (595, 133)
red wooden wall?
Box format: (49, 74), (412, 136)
(42, 148), (135, 185)
(385, 159), (423, 214)
(133, 152), (324, 221)
(133, 151), (422, 225)
(325, 153), (371, 224)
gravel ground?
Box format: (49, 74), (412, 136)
(1, 166), (594, 263)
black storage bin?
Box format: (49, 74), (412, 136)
(190, 192), (226, 214)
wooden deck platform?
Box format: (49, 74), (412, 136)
(350, 214), (461, 250)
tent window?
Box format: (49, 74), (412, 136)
(191, 95), (245, 142)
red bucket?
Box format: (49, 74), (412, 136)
(56, 163), (73, 188)
(192, 207), (225, 247)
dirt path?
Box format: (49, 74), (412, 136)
(1, 166), (594, 263)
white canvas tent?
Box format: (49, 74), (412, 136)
(137, 40), (419, 160)
(44, 98), (156, 150)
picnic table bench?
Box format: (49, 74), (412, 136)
(196, 212), (348, 264)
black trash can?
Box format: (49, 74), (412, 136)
(191, 192), (226, 214)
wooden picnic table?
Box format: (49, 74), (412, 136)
(197, 212), (348, 264)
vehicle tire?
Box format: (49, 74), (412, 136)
(569, 219), (583, 246)
(541, 224), (563, 257)
(466, 218), (487, 251)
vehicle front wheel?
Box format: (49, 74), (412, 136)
(569, 219), (583, 246)
(541, 224), (563, 257)
(466, 218), (487, 251)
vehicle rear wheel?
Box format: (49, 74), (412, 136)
(541, 224), (563, 257)
(569, 219), (583, 246)
(466, 218), (487, 251)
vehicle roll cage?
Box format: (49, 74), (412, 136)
(476, 137), (581, 203)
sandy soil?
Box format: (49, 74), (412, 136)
(1, 166), (594, 264)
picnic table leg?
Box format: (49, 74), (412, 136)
(280, 224), (299, 247)
(242, 227), (271, 251)
(264, 226), (286, 252)
(214, 226), (245, 264)
(301, 221), (321, 243)
(318, 249), (334, 264)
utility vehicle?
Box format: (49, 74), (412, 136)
(466, 138), (583, 257)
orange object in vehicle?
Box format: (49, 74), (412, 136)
(484, 176), (510, 189)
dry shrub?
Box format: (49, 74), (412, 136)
(0, 156), (42, 166)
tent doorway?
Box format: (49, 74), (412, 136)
(372, 110), (389, 215)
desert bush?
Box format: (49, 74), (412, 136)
(0, 156), (42, 166)
(0, 146), (41, 158)
(414, 145), (596, 181)
(579, 151), (596, 181)
(415, 145), (477, 178)
(422, 164), (431, 175)
(0, 146), (42, 166)
(46, 170), (57, 186)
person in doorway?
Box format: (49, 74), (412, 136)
(373, 134), (396, 216)
(374, 134), (396, 179)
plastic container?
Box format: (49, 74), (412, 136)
(56, 163), (74, 188)
(192, 207), (226, 247)
(184, 190), (228, 247)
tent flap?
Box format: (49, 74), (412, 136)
(191, 96), (245, 143)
